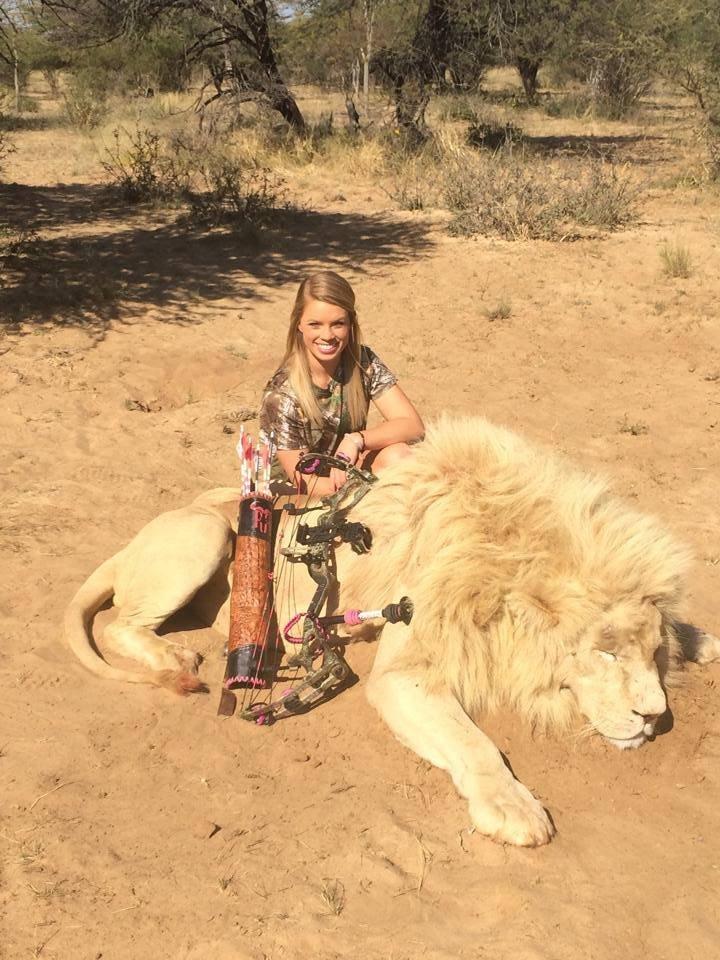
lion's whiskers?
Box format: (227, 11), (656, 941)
(572, 722), (597, 743)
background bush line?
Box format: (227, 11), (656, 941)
(1, 1), (719, 176)
(1, 0), (716, 245)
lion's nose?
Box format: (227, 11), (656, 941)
(632, 709), (663, 724)
(633, 709), (665, 738)
(631, 683), (667, 723)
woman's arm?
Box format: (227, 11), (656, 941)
(276, 386), (424, 494)
(363, 384), (425, 449)
(335, 384), (424, 462)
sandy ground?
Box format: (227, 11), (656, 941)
(1, 76), (719, 960)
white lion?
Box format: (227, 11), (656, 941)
(65, 417), (720, 846)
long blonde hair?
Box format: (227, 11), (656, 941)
(280, 271), (368, 430)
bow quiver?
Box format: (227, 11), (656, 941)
(218, 493), (275, 716)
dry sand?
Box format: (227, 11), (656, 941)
(1, 78), (719, 959)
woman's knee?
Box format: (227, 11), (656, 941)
(370, 442), (413, 472)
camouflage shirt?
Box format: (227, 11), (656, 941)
(259, 345), (397, 453)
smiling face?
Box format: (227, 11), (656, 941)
(297, 297), (351, 379)
(563, 599), (669, 749)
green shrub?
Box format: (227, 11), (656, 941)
(466, 119), (524, 152)
(568, 163), (639, 230)
(0, 128), (14, 176)
(62, 71), (109, 129)
(101, 126), (288, 232)
(544, 93), (594, 120)
(188, 155), (287, 230)
(444, 154), (639, 240)
(101, 127), (193, 203)
(588, 55), (652, 120)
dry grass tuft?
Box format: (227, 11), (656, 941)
(659, 241), (693, 279)
(383, 156), (433, 211)
(618, 414), (650, 436)
(486, 299), (512, 321)
(319, 878), (346, 916)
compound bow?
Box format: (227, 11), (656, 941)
(237, 452), (413, 725)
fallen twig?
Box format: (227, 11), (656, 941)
(29, 781), (78, 811)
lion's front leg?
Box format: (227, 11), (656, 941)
(674, 621), (720, 665)
(692, 630), (720, 665)
(366, 633), (555, 848)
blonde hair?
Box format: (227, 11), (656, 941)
(280, 271), (368, 431)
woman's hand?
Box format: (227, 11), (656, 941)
(331, 433), (363, 490)
(275, 436), (364, 497)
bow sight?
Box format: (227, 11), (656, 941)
(284, 455), (374, 555)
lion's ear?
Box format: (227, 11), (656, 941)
(507, 590), (561, 630)
(641, 594), (666, 617)
(640, 595), (664, 630)
(507, 581), (594, 634)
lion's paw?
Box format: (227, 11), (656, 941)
(468, 777), (555, 847)
(695, 631), (720, 665)
(172, 644), (202, 673)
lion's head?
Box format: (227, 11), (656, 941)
(562, 599), (674, 749)
(343, 417), (691, 747)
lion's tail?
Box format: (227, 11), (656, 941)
(64, 553), (206, 695)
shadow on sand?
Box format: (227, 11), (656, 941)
(523, 132), (671, 165)
(0, 182), (435, 337)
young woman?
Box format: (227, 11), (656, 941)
(259, 271), (424, 495)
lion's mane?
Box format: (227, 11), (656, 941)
(342, 416), (691, 730)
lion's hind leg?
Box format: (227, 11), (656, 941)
(104, 507), (233, 692)
(367, 631), (555, 847)
(104, 619), (207, 695)
(104, 618), (200, 675)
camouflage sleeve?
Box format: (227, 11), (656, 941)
(259, 381), (308, 450)
(362, 346), (398, 400)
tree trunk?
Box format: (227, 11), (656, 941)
(362, 1), (375, 113)
(270, 86), (306, 132)
(13, 42), (20, 112)
(516, 56), (540, 103)
(423, 0), (452, 81)
(222, 32), (237, 93)
(362, 52), (369, 110)
(241, 0), (306, 134)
